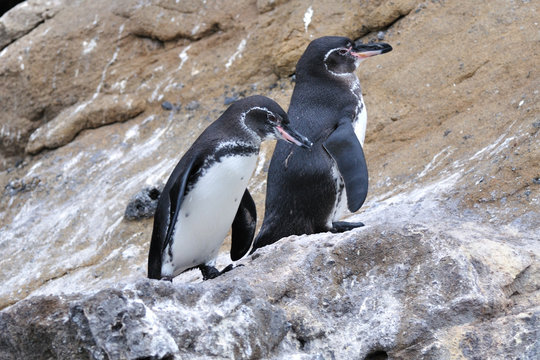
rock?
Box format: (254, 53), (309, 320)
(185, 100), (200, 111)
(125, 2), (229, 42)
(0, 222), (537, 359)
(0, 278), (289, 359)
(365, 0), (417, 30)
(224, 95), (239, 105)
(256, 0), (289, 14)
(25, 94), (146, 154)
(124, 186), (161, 220)
(4, 176), (40, 196)
(160, 101), (174, 111)
(0, 0), (63, 50)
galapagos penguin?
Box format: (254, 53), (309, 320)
(148, 95), (312, 280)
(252, 36), (392, 251)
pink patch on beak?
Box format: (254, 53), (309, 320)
(277, 125), (302, 146)
(350, 50), (383, 59)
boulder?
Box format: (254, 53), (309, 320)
(0, 219), (537, 359)
(25, 94), (146, 154)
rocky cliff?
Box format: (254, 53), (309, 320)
(0, 0), (538, 359)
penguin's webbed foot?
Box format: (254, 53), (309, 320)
(199, 265), (221, 280)
(199, 264), (239, 280)
(331, 221), (365, 233)
(160, 276), (173, 282)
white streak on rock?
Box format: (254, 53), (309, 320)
(418, 146), (453, 178)
(82, 38), (97, 54)
(178, 45), (191, 70)
(225, 38), (247, 70)
(93, 24), (125, 100)
(303, 6), (313, 32)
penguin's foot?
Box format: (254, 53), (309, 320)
(199, 264), (239, 280)
(220, 264), (235, 274)
(160, 276), (173, 282)
(331, 221), (365, 233)
(199, 265), (221, 280)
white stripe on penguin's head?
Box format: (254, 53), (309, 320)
(240, 106), (274, 141)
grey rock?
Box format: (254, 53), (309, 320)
(0, 222), (537, 359)
(161, 101), (174, 111)
(224, 95), (239, 105)
(0, 279), (288, 360)
(4, 176), (40, 196)
(124, 186), (161, 220)
(185, 100), (200, 111)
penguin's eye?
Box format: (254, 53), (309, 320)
(267, 114), (279, 123)
(338, 48), (349, 56)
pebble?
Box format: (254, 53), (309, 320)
(124, 186), (162, 220)
(161, 101), (174, 111)
(185, 100), (200, 111)
(161, 101), (181, 111)
(224, 95), (239, 105)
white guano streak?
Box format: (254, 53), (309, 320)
(303, 6), (313, 32)
(225, 39), (247, 70)
(178, 45), (191, 70)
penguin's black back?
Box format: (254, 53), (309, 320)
(148, 95), (286, 279)
(255, 39), (361, 248)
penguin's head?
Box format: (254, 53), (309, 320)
(297, 36), (392, 78)
(240, 96), (312, 148)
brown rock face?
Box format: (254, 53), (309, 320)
(25, 93), (146, 154)
(0, 0), (538, 358)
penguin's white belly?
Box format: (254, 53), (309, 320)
(162, 154), (258, 277)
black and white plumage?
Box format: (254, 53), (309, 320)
(148, 95), (311, 280)
(252, 36), (392, 251)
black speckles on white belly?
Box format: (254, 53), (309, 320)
(349, 78), (367, 146)
(353, 97), (367, 146)
(329, 164), (348, 226)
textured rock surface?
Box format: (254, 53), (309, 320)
(0, 0), (539, 358)
(0, 218), (538, 359)
(124, 185), (161, 220)
(0, 0), (63, 50)
(26, 93), (146, 154)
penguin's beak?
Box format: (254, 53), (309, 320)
(350, 42), (392, 59)
(275, 123), (312, 149)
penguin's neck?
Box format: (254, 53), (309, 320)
(214, 140), (259, 161)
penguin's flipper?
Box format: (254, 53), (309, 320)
(230, 189), (257, 261)
(323, 119), (368, 212)
(148, 157), (197, 279)
(163, 157), (198, 250)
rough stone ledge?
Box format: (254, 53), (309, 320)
(25, 93), (146, 154)
(0, 0), (64, 51)
(0, 222), (537, 359)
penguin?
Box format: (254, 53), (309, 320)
(148, 95), (311, 281)
(252, 36), (392, 251)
